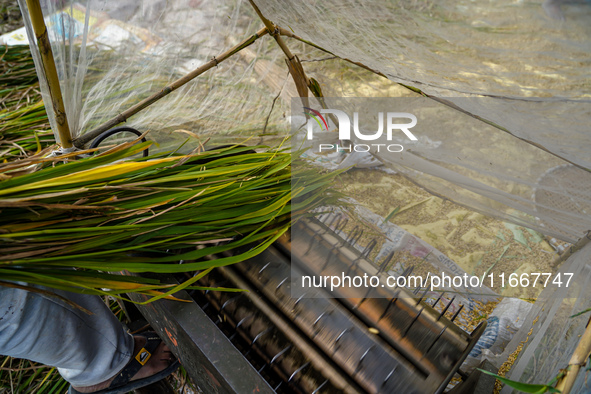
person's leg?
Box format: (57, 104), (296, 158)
(0, 285), (132, 387)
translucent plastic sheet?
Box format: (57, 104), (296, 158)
(259, 0), (591, 98)
(17, 0), (292, 150)
(497, 242), (591, 394)
(293, 96), (591, 243)
(258, 0), (591, 167)
(17, 0), (591, 391)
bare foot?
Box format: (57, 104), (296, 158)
(72, 335), (173, 393)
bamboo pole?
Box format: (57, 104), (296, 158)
(278, 27), (389, 79)
(248, 1), (295, 62)
(554, 316), (591, 394)
(552, 230), (591, 268)
(248, 0), (309, 99)
(247, 1), (341, 127)
(73, 27), (269, 148)
(25, 0), (73, 149)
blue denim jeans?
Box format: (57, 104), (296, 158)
(0, 285), (133, 386)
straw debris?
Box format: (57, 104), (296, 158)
(494, 316), (540, 394)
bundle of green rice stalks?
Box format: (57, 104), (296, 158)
(0, 139), (340, 302)
(0, 45), (41, 110)
(1, 45), (53, 161)
(0, 100), (52, 160)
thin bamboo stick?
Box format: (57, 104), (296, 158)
(73, 27), (269, 148)
(247, 0), (345, 129)
(248, 0), (310, 99)
(278, 27), (389, 79)
(555, 316), (591, 394)
(25, 0), (73, 149)
(248, 1), (295, 61)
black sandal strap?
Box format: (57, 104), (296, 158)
(109, 332), (162, 388)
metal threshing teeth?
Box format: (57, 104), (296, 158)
(184, 216), (487, 393)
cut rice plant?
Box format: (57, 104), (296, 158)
(0, 139), (340, 302)
(0, 40), (338, 304)
(0, 45), (41, 110)
(0, 100), (52, 161)
(0, 352), (71, 394)
(1, 45), (53, 162)
(0, 45), (38, 89)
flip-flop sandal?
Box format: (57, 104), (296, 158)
(69, 332), (179, 394)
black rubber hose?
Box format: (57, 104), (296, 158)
(89, 126), (149, 157)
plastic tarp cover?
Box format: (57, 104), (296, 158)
(256, 0), (591, 242)
(17, 0), (293, 150)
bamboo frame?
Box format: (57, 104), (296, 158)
(552, 230), (591, 268)
(278, 27), (389, 79)
(555, 316), (591, 394)
(248, 0), (309, 99)
(73, 27), (269, 148)
(25, 0), (73, 149)
(248, 1), (341, 127)
(73, 2), (318, 149)
(248, 1), (295, 62)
